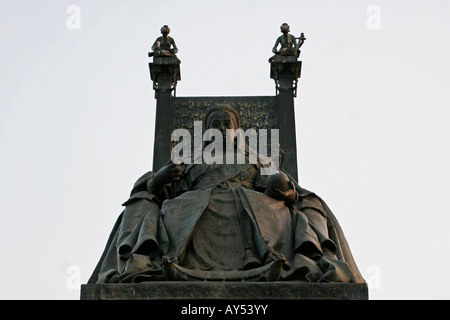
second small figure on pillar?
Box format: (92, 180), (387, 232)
(269, 23), (306, 63)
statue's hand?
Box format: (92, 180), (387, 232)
(148, 163), (183, 193)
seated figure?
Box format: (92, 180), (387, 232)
(149, 25), (179, 58)
(269, 23), (306, 62)
(87, 104), (364, 284)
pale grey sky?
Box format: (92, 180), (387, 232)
(1, 0), (450, 299)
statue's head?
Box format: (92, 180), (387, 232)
(203, 104), (241, 147)
(204, 104), (241, 131)
(161, 25), (170, 36)
(280, 23), (290, 34)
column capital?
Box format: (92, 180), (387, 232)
(149, 55), (181, 98)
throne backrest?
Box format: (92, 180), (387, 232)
(172, 96), (278, 132)
(152, 94), (298, 180)
(164, 95), (297, 179)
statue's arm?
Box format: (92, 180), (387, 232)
(170, 37), (178, 53)
(272, 37), (281, 54)
(146, 174), (166, 200)
(290, 34), (298, 48)
(151, 37), (160, 52)
(146, 161), (184, 200)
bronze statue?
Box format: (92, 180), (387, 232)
(149, 25), (178, 57)
(88, 104), (364, 284)
(269, 23), (306, 63)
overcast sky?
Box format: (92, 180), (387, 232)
(1, 0), (450, 300)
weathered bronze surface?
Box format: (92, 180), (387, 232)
(88, 105), (364, 285)
(148, 25), (181, 98)
(86, 26), (365, 295)
(149, 25), (179, 57)
(269, 23), (306, 62)
(269, 24), (304, 97)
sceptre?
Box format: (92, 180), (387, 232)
(171, 133), (177, 199)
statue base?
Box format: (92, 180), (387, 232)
(80, 282), (368, 300)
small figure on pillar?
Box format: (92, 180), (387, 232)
(269, 23), (306, 63)
(149, 25), (179, 58)
(148, 25), (181, 97)
(269, 23), (305, 96)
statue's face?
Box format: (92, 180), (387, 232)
(207, 111), (238, 142)
(208, 111), (237, 130)
(281, 24), (290, 34)
(161, 27), (170, 36)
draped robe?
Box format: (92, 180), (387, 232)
(88, 159), (364, 284)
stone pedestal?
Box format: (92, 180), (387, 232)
(81, 282), (368, 300)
